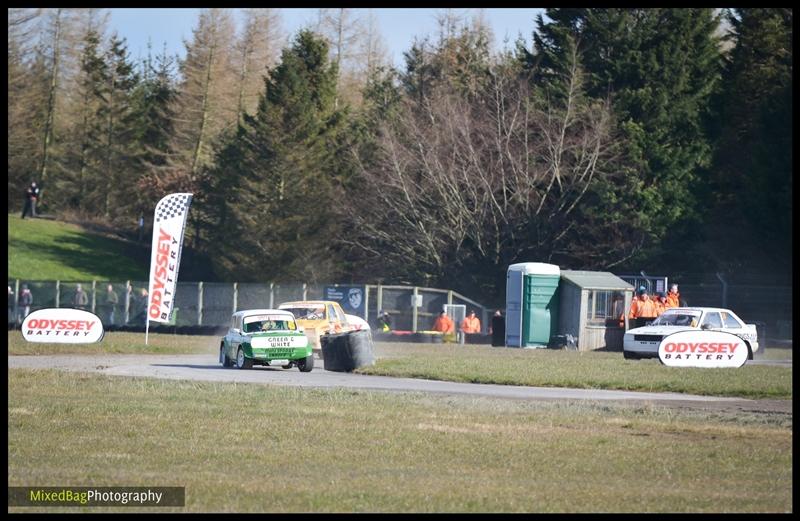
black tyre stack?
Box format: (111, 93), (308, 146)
(321, 329), (375, 372)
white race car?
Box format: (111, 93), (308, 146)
(623, 307), (760, 360)
(344, 314), (370, 331)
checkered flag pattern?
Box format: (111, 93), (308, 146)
(155, 193), (192, 223)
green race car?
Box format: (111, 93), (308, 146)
(220, 309), (314, 371)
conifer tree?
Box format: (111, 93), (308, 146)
(713, 8), (792, 259)
(532, 8), (723, 253)
(200, 30), (344, 281)
(67, 28), (108, 211)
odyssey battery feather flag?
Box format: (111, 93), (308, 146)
(147, 193), (193, 325)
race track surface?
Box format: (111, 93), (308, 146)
(8, 354), (791, 414)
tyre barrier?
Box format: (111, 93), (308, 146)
(464, 333), (491, 345)
(548, 333), (578, 350)
(321, 329), (375, 372)
(372, 331), (447, 344)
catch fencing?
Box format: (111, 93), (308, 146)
(7, 280), (489, 334)
(620, 272), (792, 340)
(7, 274), (791, 340)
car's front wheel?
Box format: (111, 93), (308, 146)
(297, 354), (314, 372)
(236, 348), (253, 369)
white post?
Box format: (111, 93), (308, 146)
(412, 287), (419, 332)
(233, 282), (238, 313)
(197, 282), (204, 326)
(269, 282), (274, 308)
(14, 279), (20, 326)
(124, 280), (130, 324)
(364, 285), (370, 321)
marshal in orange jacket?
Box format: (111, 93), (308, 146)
(629, 296), (658, 319)
(432, 314), (455, 334)
(461, 313), (481, 334)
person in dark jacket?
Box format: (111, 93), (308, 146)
(72, 284), (88, 310)
(376, 310), (392, 332)
(17, 284), (33, 323)
(21, 182), (40, 219)
(490, 310), (505, 347)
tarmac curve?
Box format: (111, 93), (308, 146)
(8, 354), (792, 415)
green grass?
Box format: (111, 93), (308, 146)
(8, 369), (792, 512)
(8, 214), (149, 281)
(7, 331), (218, 356)
(356, 343), (792, 400)
(8, 333), (792, 399)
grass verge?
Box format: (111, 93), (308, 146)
(8, 333), (792, 399)
(7, 331), (218, 355)
(8, 369), (792, 513)
(357, 343), (793, 400)
(8, 214), (148, 281)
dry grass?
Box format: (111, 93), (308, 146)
(8, 369), (792, 513)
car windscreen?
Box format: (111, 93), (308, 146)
(243, 315), (296, 333)
(282, 307), (324, 320)
(650, 311), (701, 327)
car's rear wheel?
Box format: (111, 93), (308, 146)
(623, 351), (640, 360)
(236, 348), (253, 369)
(297, 354), (314, 372)
(220, 345), (233, 367)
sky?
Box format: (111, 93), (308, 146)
(108, 8), (545, 67)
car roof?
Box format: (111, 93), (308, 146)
(278, 301), (337, 307)
(232, 309), (295, 318)
(665, 307), (737, 314)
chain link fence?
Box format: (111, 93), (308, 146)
(7, 274), (791, 340)
(7, 280), (489, 335)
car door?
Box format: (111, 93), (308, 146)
(230, 315), (244, 355)
(700, 311), (723, 332)
(326, 304), (339, 333)
(333, 303), (349, 331)
(720, 310), (743, 333)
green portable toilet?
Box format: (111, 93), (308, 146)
(505, 262), (560, 347)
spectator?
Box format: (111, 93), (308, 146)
(432, 310), (455, 334)
(18, 284), (32, 323)
(653, 292), (667, 316)
(628, 286), (657, 327)
(376, 310), (392, 332)
(8, 286), (15, 326)
(490, 310), (505, 347)
(72, 284), (88, 310)
(103, 284), (119, 324)
(666, 283), (681, 309)
(21, 181), (40, 219)
(461, 310), (481, 334)
(134, 288), (149, 325)
(609, 291), (626, 328)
